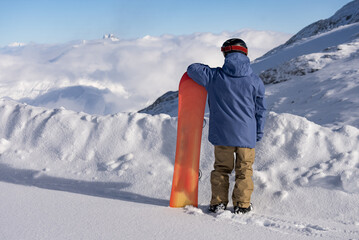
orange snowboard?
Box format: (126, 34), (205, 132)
(169, 72), (207, 208)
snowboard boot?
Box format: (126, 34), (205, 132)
(233, 203), (253, 214)
(208, 203), (226, 213)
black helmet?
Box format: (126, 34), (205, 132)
(221, 38), (248, 57)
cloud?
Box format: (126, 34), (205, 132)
(0, 30), (291, 114)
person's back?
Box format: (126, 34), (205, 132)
(187, 38), (266, 214)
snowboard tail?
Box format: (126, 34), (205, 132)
(169, 72), (207, 208)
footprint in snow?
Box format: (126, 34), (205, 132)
(97, 153), (135, 173)
(0, 138), (11, 154)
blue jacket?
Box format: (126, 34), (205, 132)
(187, 52), (266, 148)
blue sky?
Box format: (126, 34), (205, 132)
(0, 0), (353, 46)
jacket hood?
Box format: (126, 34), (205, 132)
(222, 52), (252, 77)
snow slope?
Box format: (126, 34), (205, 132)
(0, 182), (297, 240)
(251, 22), (359, 74)
(257, 36), (359, 130)
(254, 0), (359, 71)
(1, 99), (359, 239)
(261, 0), (359, 58)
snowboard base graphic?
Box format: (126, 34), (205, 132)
(169, 72), (207, 208)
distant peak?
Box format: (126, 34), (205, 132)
(103, 34), (120, 41)
(8, 42), (26, 47)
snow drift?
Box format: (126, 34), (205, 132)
(1, 99), (359, 224)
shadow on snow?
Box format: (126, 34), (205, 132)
(0, 163), (169, 207)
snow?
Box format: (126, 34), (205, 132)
(264, 39), (359, 128)
(259, 37), (359, 84)
(1, 183), (297, 240)
(1, 2), (359, 239)
(284, 0), (359, 47)
(1, 99), (359, 239)
(252, 22), (359, 73)
(255, 0), (359, 69)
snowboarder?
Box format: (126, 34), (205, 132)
(187, 38), (266, 214)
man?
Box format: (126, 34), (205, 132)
(187, 38), (266, 214)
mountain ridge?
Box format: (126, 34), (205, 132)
(257, 0), (359, 61)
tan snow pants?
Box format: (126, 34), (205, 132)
(210, 146), (255, 208)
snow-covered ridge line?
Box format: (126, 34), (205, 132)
(0, 99), (177, 198)
(284, 0), (359, 45)
(259, 38), (359, 84)
(257, 0), (359, 60)
(138, 91), (179, 116)
(252, 22), (359, 73)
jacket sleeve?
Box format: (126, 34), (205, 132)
(187, 63), (213, 89)
(255, 77), (267, 142)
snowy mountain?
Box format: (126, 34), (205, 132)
(258, 38), (359, 84)
(254, 1), (359, 129)
(260, 0), (359, 59)
(138, 90), (179, 116)
(103, 33), (120, 41)
(252, 0), (359, 74)
(252, 22), (359, 76)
